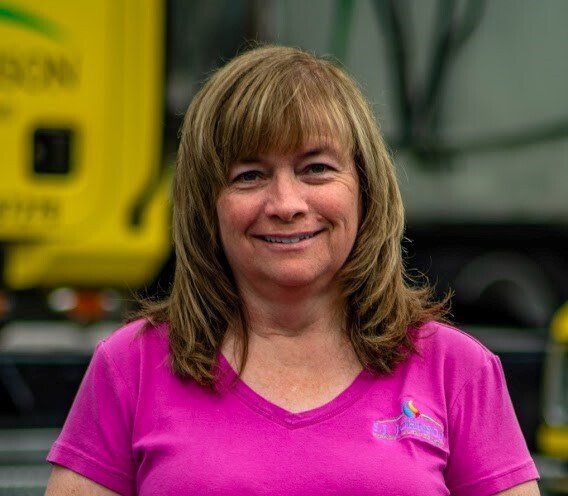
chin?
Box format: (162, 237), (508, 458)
(260, 268), (331, 289)
(265, 275), (316, 287)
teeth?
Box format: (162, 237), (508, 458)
(263, 233), (316, 243)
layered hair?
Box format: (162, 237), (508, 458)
(133, 44), (451, 386)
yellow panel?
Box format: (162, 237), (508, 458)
(1, 0), (170, 289)
(1, 1), (117, 237)
(5, 172), (171, 288)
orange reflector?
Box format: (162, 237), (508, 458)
(0, 292), (10, 320)
(67, 290), (106, 322)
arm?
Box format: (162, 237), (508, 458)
(45, 466), (120, 496)
(494, 480), (540, 496)
(45, 340), (137, 495)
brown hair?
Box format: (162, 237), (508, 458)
(132, 44), (451, 386)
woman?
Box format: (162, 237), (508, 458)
(45, 45), (540, 495)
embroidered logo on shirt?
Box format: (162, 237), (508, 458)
(372, 399), (444, 447)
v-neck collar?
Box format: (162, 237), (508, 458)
(216, 353), (376, 429)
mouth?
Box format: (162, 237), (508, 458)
(255, 230), (324, 245)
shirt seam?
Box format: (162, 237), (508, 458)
(447, 459), (537, 494)
(99, 340), (137, 407)
(49, 440), (134, 482)
(448, 353), (493, 415)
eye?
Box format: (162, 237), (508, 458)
(305, 163), (332, 174)
(233, 170), (262, 182)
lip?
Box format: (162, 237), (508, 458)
(252, 229), (325, 248)
(253, 230), (324, 239)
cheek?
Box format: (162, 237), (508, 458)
(216, 195), (257, 242)
(324, 183), (360, 229)
(216, 197), (235, 244)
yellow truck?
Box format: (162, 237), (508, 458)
(0, 0), (170, 321)
(539, 303), (568, 461)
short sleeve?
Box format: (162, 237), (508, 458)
(47, 341), (136, 496)
(444, 353), (539, 496)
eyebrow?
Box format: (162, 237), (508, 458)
(238, 146), (343, 165)
(298, 147), (342, 161)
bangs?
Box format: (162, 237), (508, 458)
(215, 62), (355, 166)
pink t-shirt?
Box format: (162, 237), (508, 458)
(47, 319), (539, 495)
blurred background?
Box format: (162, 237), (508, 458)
(0, 0), (567, 493)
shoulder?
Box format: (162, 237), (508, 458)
(100, 318), (168, 357)
(94, 319), (170, 387)
(411, 320), (496, 368)
(407, 321), (498, 396)
(395, 321), (508, 420)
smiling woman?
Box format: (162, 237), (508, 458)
(45, 45), (540, 496)
(217, 144), (360, 293)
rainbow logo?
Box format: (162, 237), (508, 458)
(402, 400), (420, 418)
(372, 399), (443, 447)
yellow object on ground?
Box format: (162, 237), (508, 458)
(538, 302), (568, 460)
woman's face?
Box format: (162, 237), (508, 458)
(216, 141), (361, 293)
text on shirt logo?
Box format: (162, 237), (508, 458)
(372, 399), (444, 447)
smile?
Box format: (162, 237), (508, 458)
(257, 230), (323, 244)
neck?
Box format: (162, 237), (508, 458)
(221, 281), (359, 374)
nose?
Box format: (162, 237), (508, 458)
(264, 172), (308, 222)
